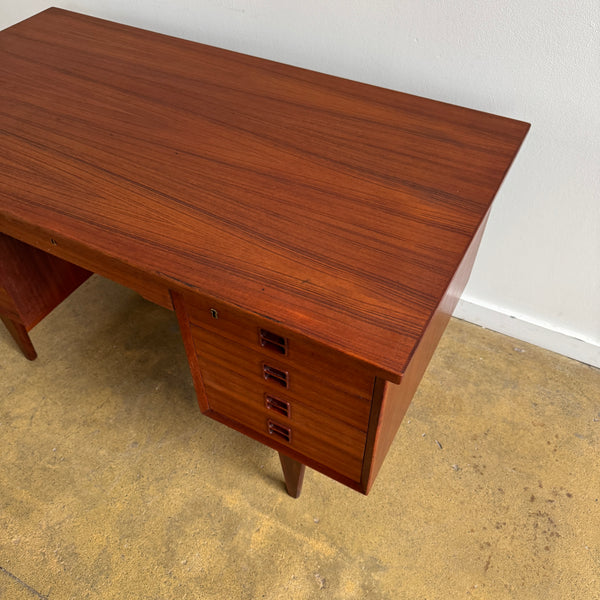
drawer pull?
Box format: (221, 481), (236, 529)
(267, 420), (292, 443)
(265, 395), (290, 418)
(259, 329), (288, 355)
(262, 364), (289, 388)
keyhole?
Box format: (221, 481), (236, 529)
(210, 308), (218, 319)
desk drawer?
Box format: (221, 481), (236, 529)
(202, 366), (366, 482)
(183, 293), (374, 399)
(191, 324), (372, 431)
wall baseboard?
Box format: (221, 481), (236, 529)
(453, 298), (600, 369)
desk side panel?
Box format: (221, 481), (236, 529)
(0, 285), (20, 322)
(362, 213), (489, 493)
(171, 290), (210, 412)
(0, 232), (91, 330)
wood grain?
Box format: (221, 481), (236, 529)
(203, 378), (365, 481)
(0, 8), (530, 382)
(181, 289), (375, 398)
(190, 323), (372, 430)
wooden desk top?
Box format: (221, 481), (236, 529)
(0, 8), (529, 381)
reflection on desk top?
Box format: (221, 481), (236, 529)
(0, 8), (529, 381)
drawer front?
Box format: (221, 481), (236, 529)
(182, 292), (375, 399)
(202, 366), (366, 481)
(192, 324), (373, 431)
(176, 292), (378, 484)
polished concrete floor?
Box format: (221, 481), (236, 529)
(0, 275), (598, 599)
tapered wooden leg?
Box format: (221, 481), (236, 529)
(0, 316), (37, 360)
(278, 453), (306, 498)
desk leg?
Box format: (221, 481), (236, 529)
(278, 453), (306, 498)
(1, 316), (37, 360)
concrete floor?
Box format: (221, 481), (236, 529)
(0, 275), (598, 600)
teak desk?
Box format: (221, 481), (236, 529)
(0, 9), (529, 498)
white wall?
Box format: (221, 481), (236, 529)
(2, 1), (599, 366)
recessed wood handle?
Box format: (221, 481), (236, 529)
(259, 328), (288, 355)
(268, 420), (292, 443)
(262, 363), (289, 388)
(265, 395), (291, 418)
